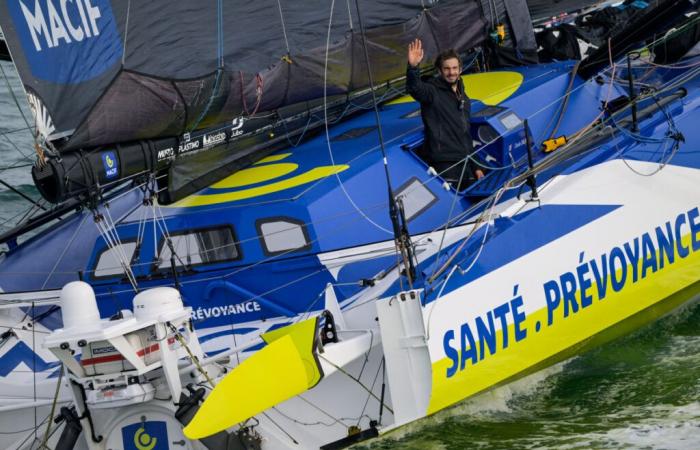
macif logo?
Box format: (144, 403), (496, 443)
(102, 150), (118, 179)
(9, 0), (122, 83)
(19, 0), (102, 52)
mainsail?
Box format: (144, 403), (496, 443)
(0, 0), (488, 203)
(0, 0), (486, 149)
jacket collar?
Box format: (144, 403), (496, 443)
(433, 75), (464, 93)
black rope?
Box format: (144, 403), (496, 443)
(0, 178), (47, 211)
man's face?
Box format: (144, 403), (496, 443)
(439, 57), (461, 85)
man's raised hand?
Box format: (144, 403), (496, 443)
(408, 38), (424, 68)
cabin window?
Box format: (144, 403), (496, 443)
(156, 227), (240, 270)
(498, 111), (522, 130)
(256, 218), (311, 256)
(93, 241), (138, 278)
(393, 177), (437, 222)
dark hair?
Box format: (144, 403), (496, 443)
(434, 49), (461, 70)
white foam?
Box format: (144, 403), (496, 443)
(585, 403), (700, 450)
(369, 361), (569, 446)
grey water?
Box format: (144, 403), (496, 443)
(2, 60), (700, 450)
(0, 60), (38, 239)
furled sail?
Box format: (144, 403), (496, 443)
(0, 0), (488, 203)
(0, 0), (486, 150)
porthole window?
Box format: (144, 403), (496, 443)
(256, 218), (311, 256)
(156, 227), (240, 270)
(394, 177), (438, 221)
(93, 241), (137, 278)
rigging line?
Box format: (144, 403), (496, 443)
(397, 67), (605, 199)
(103, 204), (139, 290)
(0, 162), (33, 171)
(0, 205), (37, 230)
(13, 412), (52, 450)
(644, 14), (700, 51)
(276, 0), (291, 56)
(346, 0), (354, 29)
(427, 186), (503, 284)
(323, 0), (392, 235)
(40, 213), (90, 290)
(356, 354), (384, 428)
(96, 216), (138, 291)
(218, 0), (224, 66)
(188, 1), (225, 132)
(0, 178), (46, 211)
(487, 0), (496, 27)
(0, 62), (34, 142)
(15, 198), (44, 226)
(2, 128), (34, 162)
(271, 406), (337, 428)
(430, 154), (472, 283)
(94, 205), (139, 289)
(32, 302), (37, 442)
(354, 0), (416, 286)
(121, 0), (131, 65)
(0, 124), (36, 135)
(297, 395), (347, 427)
(355, 329), (374, 382)
(425, 188), (503, 339)
(38, 365), (64, 450)
(261, 411), (299, 445)
(613, 122), (681, 177)
(317, 353), (394, 414)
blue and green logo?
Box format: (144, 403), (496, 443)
(121, 421), (168, 450)
(102, 150), (118, 179)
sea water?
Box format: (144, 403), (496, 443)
(358, 302), (700, 450)
(0, 60), (37, 238)
(2, 60), (700, 450)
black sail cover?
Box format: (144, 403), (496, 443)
(0, 0), (486, 152)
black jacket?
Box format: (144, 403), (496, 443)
(406, 65), (474, 166)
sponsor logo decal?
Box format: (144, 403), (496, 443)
(156, 146), (175, 161)
(91, 345), (117, 355)
(9, 0), (122, 83)
(202, 131), (227, 147)
(121, 421), (168, 450)
(441, 206), (700, 378)
(101, 150), (118, 179)
(231, 117), (245, 137)
(191, 301), (262, 321)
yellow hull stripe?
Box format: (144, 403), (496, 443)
(388, 71), (524, 106)
(173, 165), (349, 207)
(428, 234), (700, 414)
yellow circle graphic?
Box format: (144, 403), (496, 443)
(462, 71), (524, 106)
(211, 163), (299, 189)
(387, 71), (524, 106)
(134, 427), (157, 450)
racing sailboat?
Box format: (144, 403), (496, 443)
(0, 0), (699, 449)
